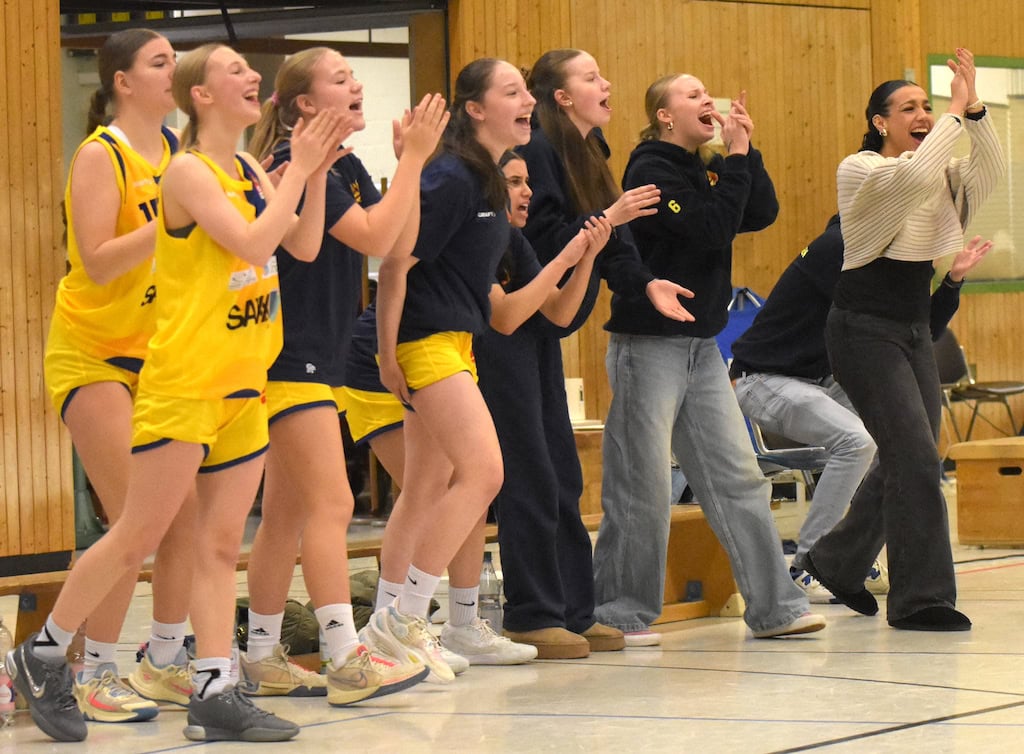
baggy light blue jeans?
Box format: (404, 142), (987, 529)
(733, 372), (877, 570)
(592, 334), (809, 633)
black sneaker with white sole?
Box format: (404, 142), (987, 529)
(183, 684), (300, 742)
(6, 634), (88, 742)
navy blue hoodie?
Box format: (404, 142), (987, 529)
(609, 139), (778, 337)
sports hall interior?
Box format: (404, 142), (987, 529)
(2, 1), (1024, 751)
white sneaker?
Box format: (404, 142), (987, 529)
(439, 647), (470, 676)
(792, 569), (835, 604)
(365, 606), (455, 684)
(865, 559), (890, 595)
(440, 619), (537, 665)
(752, 612), (826, 639)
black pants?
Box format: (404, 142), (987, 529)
(813, 307), (957, 621)
(476, 326), (597, 633)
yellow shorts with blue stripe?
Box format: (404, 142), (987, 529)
(131, 392), (268, 472)
(264, 381), (348, 425)
(395, 331), (478, 392)
(45, 316), (141, 418)
(339, 386), (404, 445)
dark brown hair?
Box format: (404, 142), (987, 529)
(87, 28), (163, 134)
(526, 49), (619, 214)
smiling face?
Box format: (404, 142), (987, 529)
(117, 36), (177, 116)
(875, 85), (934, 157)
(502, 157), (532, 228)
(200, 46), (263, 126)
(469, 61), (536, 160)
(660, 75), (716, 151)
(558, 52), (612, 136)
(301, 50), (365, 132)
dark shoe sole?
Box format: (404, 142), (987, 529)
(804, 552), (878, 616)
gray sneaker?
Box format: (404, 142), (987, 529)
(183, 684), (300, 742)
(6, 634), (88, 742)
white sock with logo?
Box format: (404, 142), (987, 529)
(376, 577), (403, 609)
(448, 586), (480, 628)
(400, 565), (441, 619)
(32, 616), (75, 663)
(148, 620), (189, 667)
(191, 657), (231, 700)
(246, 610), (283, 662)
(314, 603), (358, 669)
(80, 638), (118, 682)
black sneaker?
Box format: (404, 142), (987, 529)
(183, 684), (300, 742)
(6, 634), (88, 742)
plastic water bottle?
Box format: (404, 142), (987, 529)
(0, 617), (15, 727)
(478, 551), (503, 632)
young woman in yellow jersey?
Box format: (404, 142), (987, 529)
(8, 44), (347, 744)
(238, 47), (446, 704)
(44, 28), (192, 723)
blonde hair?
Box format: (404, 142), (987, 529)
(171, 43), (226, 149)
(248, 47), (333, 160)
(639, 73), (682, 142)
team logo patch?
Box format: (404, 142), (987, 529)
(706, 170), (719, 186)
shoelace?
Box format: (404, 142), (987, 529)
(46, 662), (82, 714)
(220, 685), (277, 718)
(94, 670), (134, 697)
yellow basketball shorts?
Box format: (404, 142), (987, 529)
(264, 381), (348, 425)
(132, 392), (269, 472)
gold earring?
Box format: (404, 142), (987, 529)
(566, 99), (573, 106)
(879, 127), (888, 137)
(667, 121), (674, 131)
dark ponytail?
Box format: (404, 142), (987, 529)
(861, 79), (915, 152)
(442, 58), (508, 212)
(87, 28), (163, 135)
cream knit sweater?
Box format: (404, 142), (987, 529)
(837, 112), (1005, 271)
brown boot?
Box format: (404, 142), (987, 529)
(501, 627), (589, 659)
(580, 622), (625, 652)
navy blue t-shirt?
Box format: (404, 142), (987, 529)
(268, 146), (381, 386)
(399, 153), (510, 342)
(344, 302), (385, 393)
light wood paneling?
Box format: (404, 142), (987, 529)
(0, 0), (72, 559)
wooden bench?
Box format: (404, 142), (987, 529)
(1, 504), (739, 645)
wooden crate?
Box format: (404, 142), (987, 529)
(948, 438), (1024, 546)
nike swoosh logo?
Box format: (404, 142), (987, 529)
(342, 671), (369, 690)
(408, 577), (418, 585)
(454, 601), (476, 607)
(155, 634), (175, 641)
(19, 647), (47, 699)
(86, 651), (101, 659)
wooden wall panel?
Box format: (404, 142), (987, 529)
(0, 0), (72, 559)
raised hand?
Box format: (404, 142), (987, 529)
(289, 109), (354, 178)
(949, 235), (994, 282)
(395, 93), (449, 162)
(605, 184), (660, 226)
(946, 49), (971, 112)
(581, 215), (613, 258)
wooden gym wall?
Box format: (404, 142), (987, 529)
(0, 0), (73, 561)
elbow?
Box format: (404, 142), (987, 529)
(81, 261), (117, 287)
(285, 242), (320, 263)
(491, 319), (518, 336)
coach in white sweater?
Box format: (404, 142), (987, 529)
(803, 47), (1004, 632)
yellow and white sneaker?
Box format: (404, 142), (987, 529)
(239, 644), (327, 697)
(865, 559), (890, 595)
(128, 650), (193, 706)
(364, 606), (456, 684)
(326, 645), (383, 707)
(75, 663), (160, 723)
(355, 644), (428, 698)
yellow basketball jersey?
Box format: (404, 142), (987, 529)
(140, 150), (282, 399)
(53, 125), (177, 361)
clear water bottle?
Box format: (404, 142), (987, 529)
(0, 617), (15, 727)
(478, 551), (503, 632)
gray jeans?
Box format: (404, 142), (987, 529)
(733, 372), (876, 570)
(592, 334), (808, 633)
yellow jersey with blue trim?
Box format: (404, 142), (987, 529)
(140, 150), (282, 400)
(53, 125), (178, 361)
